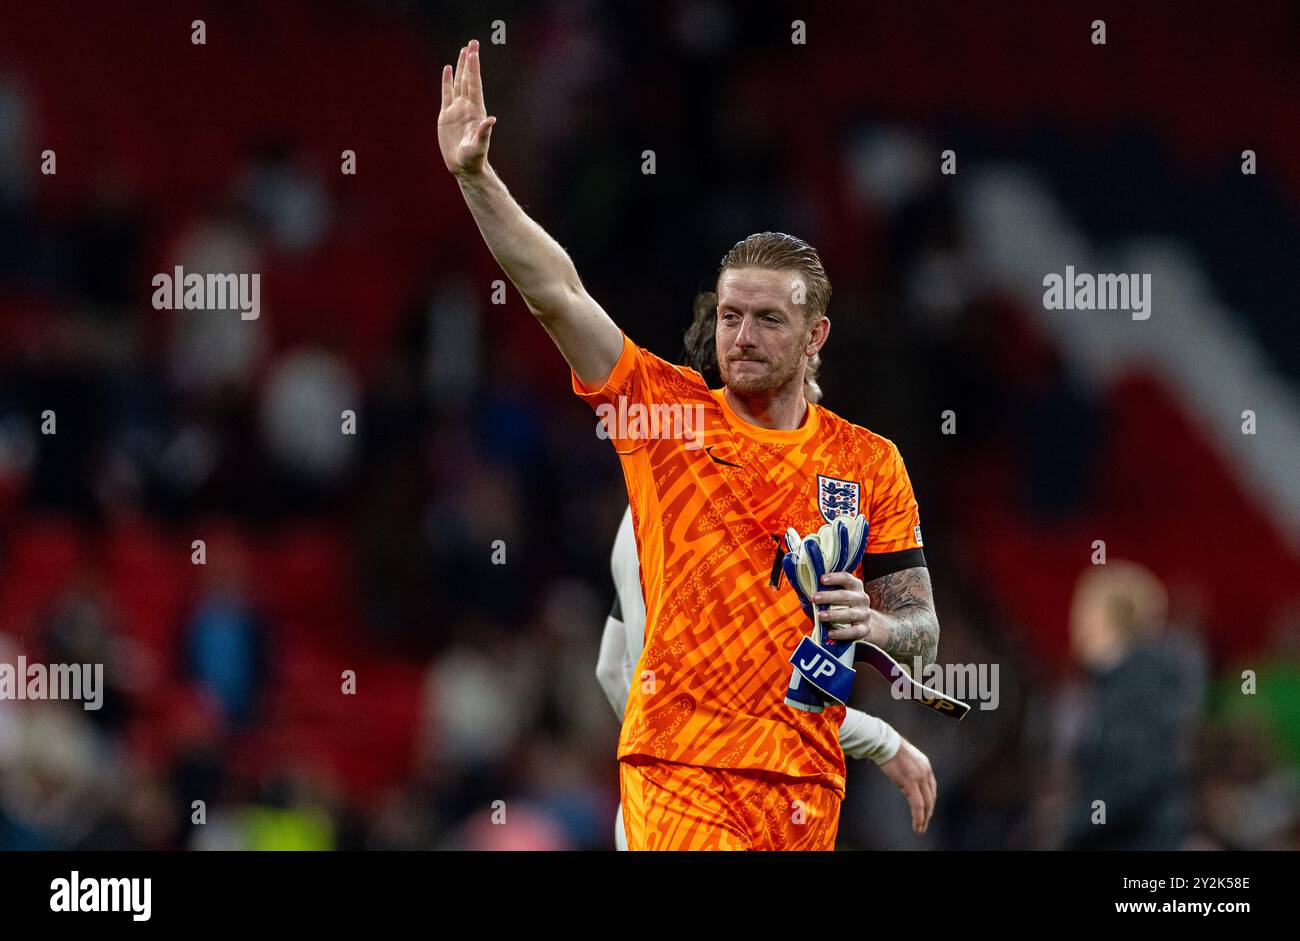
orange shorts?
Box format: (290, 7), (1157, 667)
(619, 758), (841, 851)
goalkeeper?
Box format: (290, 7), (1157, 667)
(596, 301), (936, 848)
(441, 39), (943, 849)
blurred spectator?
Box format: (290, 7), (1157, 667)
(190, 771), (339, 851)
(166, 210), (265, 395)
(0, 67), (30, 197)
(1195, 604), (1300, 849)
(236, 139), (332, 256)
(1057, 561), (1206, 849)
(42, 567), (134, 734)
(259, 346), (361, 492)
(1214, 604), (1300, 770)
(1196, 718), (1300, 849)
(59, 173), (144, 315)
(181, 533), (270, 729)
(451, 801), (573, 851)
(0, 695), (105, 850)
(241, 771), (339, 851)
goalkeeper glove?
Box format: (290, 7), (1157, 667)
(781, 513), (869, 712)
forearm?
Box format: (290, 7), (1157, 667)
(441, 41), (621, 382)
(838, 707), (902, 763)
(868, 608), (940, 667)
(455, 163), (622, 382)
(595, 612), (632, 718)
(863, 566), (940, 667)
(455, 163), (580, 317)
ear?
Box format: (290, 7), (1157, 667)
(806, 316), (830, 356)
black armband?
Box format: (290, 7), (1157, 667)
(862, 547), (927, 581)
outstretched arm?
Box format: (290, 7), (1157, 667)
(439, 39), (623, 386)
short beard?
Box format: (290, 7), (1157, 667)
(721, 346), (805, 397)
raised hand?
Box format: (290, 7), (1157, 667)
(436, 36), (625, 387)
(439, 38), (496, 179)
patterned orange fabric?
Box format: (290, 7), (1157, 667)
(574, 334), (922, 799)
(619, 758), (841, 851)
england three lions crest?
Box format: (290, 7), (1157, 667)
(817, 474), (861, 523)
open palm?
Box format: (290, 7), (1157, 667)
(439, 39), (496, 178)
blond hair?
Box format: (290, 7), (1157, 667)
(716, 231), (831, 325)
(1074, 561), (1169, 640)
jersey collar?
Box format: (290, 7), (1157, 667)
(712, 387), (820, 445)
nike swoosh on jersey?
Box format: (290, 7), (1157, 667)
(705, 445), (743, 468)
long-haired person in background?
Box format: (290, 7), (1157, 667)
(441, 39), (940, 849)
(596, 297), (937, 849)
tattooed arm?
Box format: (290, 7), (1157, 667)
(816, 566), (940, 667)
(862, 567), (940, 666)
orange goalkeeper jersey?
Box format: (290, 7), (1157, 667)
(574, 334), (925, 797)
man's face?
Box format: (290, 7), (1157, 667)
(1070, 584), (1122, 669)
(715, 267), (826, 396)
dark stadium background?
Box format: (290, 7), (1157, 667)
(0, 0), (1296, 849)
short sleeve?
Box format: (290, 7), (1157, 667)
(866, 441), (923, 555)
(571, 333), (703, 454)
(572, 333), (639, 401)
